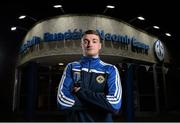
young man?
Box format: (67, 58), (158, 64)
(57, 30), (122, 122)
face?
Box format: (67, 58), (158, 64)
(81, 34), (101, 57)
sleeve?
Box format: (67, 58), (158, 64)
(75, 65), (122, 114)
(105, 65), (122, 111)
(57, 63), (75, 109)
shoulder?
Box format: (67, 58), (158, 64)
(99, 60), (113, 67)
(68, 61), (80, 65)
(67, 61), (81, 69)
(99, 60), (117, 73)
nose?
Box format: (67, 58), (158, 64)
(87, 41), (93, 46)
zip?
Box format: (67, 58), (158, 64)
(88, 60), (91, 72)
(88, 60), (92, 87)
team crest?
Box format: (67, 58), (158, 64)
(73, 71), (81, 82)
(96, 75), (105, 84)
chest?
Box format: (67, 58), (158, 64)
(72, 69), (108, 92)
(83, 71), (108, 92)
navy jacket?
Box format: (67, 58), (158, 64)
(57, 56), (122, 122)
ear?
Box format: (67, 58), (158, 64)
(99, 42), (102, 50)
(80, 41), (83, 48)
(81, 42), (85, 52)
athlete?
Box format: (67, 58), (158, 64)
(57, 30), (122, 122)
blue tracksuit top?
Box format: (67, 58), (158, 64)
(57, 56), (122, 122)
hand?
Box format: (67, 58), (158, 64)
(73, 87), (80, 93)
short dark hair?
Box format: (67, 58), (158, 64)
(82, 30), (101, 42)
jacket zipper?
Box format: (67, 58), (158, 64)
(88, 60), (92, 87)
(88, 60), (91, 72)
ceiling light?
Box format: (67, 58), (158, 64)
(53, 5), (62, 8)
(11, 27), (17, 31)
(10, 26), (28, 31)
(137, 16), (145, 21)
(106, 5), (115, 9)
(58, 62), (64, 66)
(18, 15), (26, 19)
(153, 26), (160, 29)
(18, 15), (37, 21)
(165, 33), (171, 37)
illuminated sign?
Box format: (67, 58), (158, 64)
(20, 36), (41, 53)
(154, 40), (165, 62)
(20, 29), (149, 55)
(44, 29), (83, 42)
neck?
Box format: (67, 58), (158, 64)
(83, 54), (99, 58)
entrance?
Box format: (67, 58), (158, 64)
(15, 62), (65, 121)
(13, 61), (169, 121)
(120, 63), (170, 121)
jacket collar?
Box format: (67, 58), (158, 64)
(80, 56), (100, 66)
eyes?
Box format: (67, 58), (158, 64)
(83, 39), (99, 45)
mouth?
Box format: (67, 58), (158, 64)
(86, 48), (93, 50)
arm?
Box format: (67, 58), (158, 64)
(57, 63), (81, 110)
(75, 65), (122, 114)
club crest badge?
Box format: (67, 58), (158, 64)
(73, 71), (81, 82)
(96, 75), (105, 84)
(154, 40), (165, 62)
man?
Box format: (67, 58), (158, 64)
(57, 30), (122, 122)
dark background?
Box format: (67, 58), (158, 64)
(0, 0), (179, 121)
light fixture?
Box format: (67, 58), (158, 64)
(153, 26), (160, 29)
(10, 26), (28, 31)
(145, 25), (160, 30)
(58, 62), (64, 66)
(165, 33), (171, 37)
(129, 16), (145, 23)
(137, 16), (145, 21)
(18, 15), (26, 19)
(106, 5), (115, 9)
(18, 15), (37, 21)
(53, 4), (65, 13)
(53, 5), (62, 8)
(11, 27), (17, 31)
(103, 5), (115, 13)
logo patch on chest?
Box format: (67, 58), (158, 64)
(96, 75), (105, 84)
(73, 71), (81, 82)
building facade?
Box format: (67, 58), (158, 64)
(13, 15), (176, 121)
